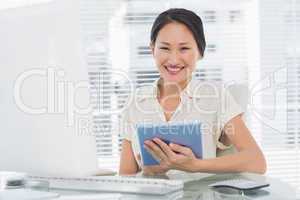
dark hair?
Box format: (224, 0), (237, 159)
(150, 8), (206, 57)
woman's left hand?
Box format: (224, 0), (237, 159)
(142, 138), (198, 175)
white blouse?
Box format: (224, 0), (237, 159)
(120, 78), (243, 171)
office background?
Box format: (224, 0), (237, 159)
(1, 0), (299, 197)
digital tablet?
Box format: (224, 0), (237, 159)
(136, 121), (202, 166)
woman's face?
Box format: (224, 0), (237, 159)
(151, 22), (201, 85)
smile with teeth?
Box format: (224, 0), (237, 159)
(165, 66), (184, 74)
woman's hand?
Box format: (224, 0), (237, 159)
(141, 138), (198, 175)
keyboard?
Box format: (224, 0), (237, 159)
(29, 175), (184, 195)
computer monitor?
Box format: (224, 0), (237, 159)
(0, 0), (102, 177)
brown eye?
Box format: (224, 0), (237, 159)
(159, 47), (169, 50)
(180, 47), (190, 51)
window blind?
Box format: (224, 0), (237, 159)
(256, 0), (300, 196)
(79, 0), (124, 170)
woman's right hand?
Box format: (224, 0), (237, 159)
(140, 138), (199, 174)
(137, 154), (170, 176)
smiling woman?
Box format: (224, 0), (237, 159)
(119, 8), (266, 176)
(151, 22), (200, 87)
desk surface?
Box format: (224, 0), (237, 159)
(53, 173), (296, 200)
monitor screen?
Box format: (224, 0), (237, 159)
(0, 0), (100, 177)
